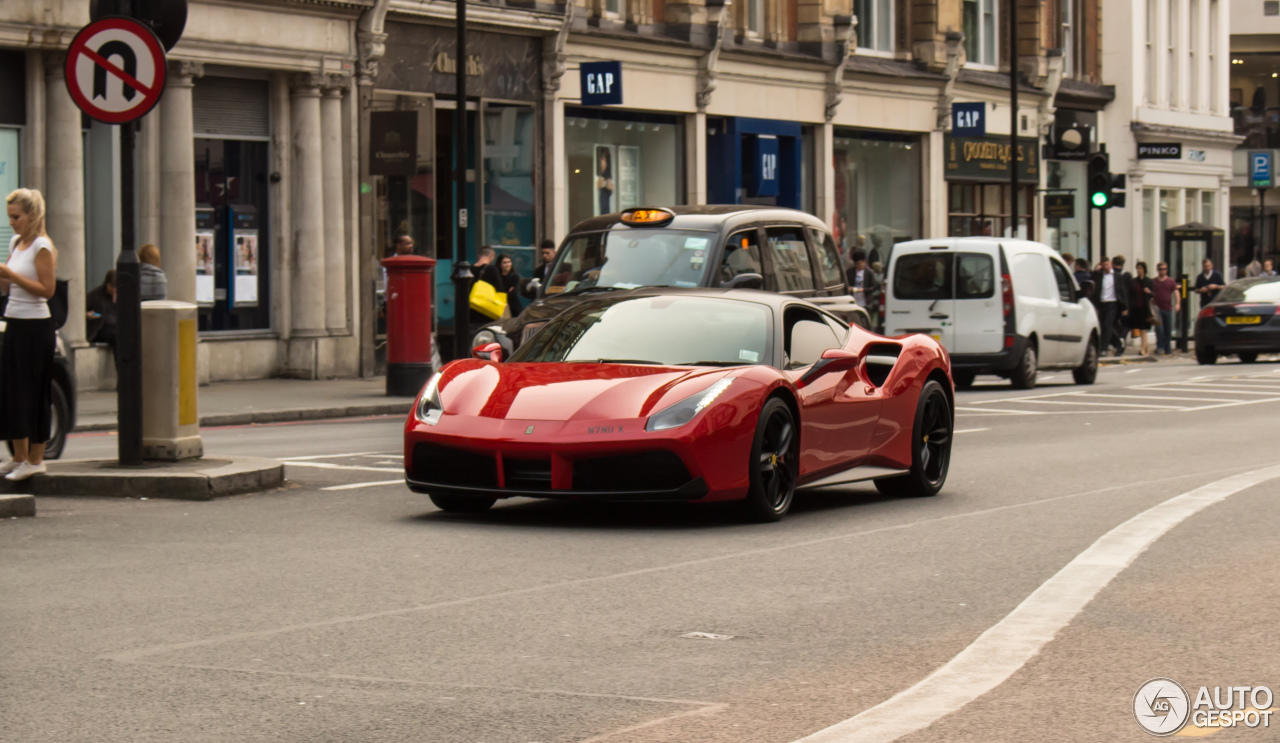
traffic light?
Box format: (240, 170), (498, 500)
(1088, 152), (1112, 208)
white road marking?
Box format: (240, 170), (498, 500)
(284, 461), (402, 474)
(953, 428), (989, 434)
(989, 398), (1183, 409)
(321, 479), (404, 491)
(954, 407), (1045, 416)
(1074, 393), (1230, 403)
(277, 451), (382, 461)
(793, 464), (1280, 743)
(1124, 368), (1143, 373)
(1179, 396), (1280, 412)
(1135, 386), (1278, 396)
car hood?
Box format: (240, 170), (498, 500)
(498, 293), (599, 338)
(438, 360), (736, 422)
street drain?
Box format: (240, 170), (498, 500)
(681, 632), (735, 640)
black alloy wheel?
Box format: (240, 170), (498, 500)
(1072, 336), (1099, 385)
(1196, 345), (1217, 365)
(1010, 343), (1038, 390)
(1238, 351), (1259, 364)
(875, 380), (952, 499)
(743, 398), (799, 522)
(429, 493), (498, 514)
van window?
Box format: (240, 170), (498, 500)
(1010, 253), (1057, 302)
(767, 227), (816, 293)
(784, 306), (841, 369)
(720, 230), (764, 284)
(893, 253), (951, 300)
(956, 253), (995, 299)
(809, 228), (845, 289)
(1050, 259), (1076, 302)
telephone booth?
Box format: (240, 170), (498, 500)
(1164, 223), (1226, 350)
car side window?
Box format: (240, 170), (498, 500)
(1050, 259), (1077, 303)
(823, 314), (851, 345)
(809, 228), (845, 290)
(956, 253), (995, 299)
(766, 226), (817, 294)
(893, 253), (952, 300)
(783, 306), (842, 369)
(720, 229), (764, 284)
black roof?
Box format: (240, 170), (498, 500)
(567, 205), (830, 236)
(559, 285), (826, 312)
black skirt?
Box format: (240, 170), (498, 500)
(0, 317), (56, 444)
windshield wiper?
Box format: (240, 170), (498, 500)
(678, 360), (747, 367)
(567, 358), (665, 365)
(559, 285), (626, 297)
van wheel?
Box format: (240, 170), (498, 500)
(1072, 337), (1099, 385)
(1010, 343), (1038, 390)
(952, 371), (976, 390)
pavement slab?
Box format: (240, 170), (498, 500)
(0, 457), (284, 500)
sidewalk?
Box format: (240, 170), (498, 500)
(76, 377), (415, 433)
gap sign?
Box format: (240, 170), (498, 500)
(952, 102), (985, 137)
(580, 61), (623, 106)
(751, 135), (780, 198)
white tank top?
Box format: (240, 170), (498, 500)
(5, 235), (53, 320)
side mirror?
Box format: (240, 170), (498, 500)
(472, 342), (503, 362)
(796, 348), (860, 388)
(719, 272), (764, 290)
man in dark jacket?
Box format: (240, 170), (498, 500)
(86, 269), (118, 350)
(1194, 259), (1226, 307)
(846, 250), (882, 315)
(1092, 258), (1129, 357)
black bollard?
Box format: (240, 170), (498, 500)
(116, 121), (143, 466)
(452, 260), (473, 362)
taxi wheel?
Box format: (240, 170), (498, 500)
(429, 493), (497, 513)
(742, 399), (798, 523)
(875, 380), (951, 499)
(1238, 352), (1259, 364)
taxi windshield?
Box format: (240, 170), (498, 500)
(544, 229), (715, 296)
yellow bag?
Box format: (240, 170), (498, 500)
(469, 279), (507, 320)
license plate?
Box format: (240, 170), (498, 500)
(1226, 316), (1262, 325)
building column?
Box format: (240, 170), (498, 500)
(687, 112), (707, 206)
(290, 74), (327, 337)
(814, 122), (835, 228)
(159, 61), (202, 303)
(924, 130), (947, 239)
(320, 80), (348, 334)
(138, 105), (162, 248)
(44, 54), (86, 347)
(23, 51), (46, 193)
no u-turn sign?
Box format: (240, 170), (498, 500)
(65, 17), (167, 124)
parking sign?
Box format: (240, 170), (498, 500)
(1250, 151), (1272, 188)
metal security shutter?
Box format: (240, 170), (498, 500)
(193, 77), (270, 138)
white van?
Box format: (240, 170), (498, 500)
(882, 238), (1100, 389)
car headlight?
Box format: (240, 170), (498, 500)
(415, 372), (444, 425)
(645, 378), (734, 432)
(471, 328), (498, 348)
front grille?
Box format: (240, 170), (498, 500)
(412, 443), (497, 488)
(504, 458), (552, 491)
(573, 451), (693, 492)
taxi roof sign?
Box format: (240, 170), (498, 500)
(620, 207), (675, 226)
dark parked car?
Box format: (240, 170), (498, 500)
(1194, 275), (1280, 364)
(0, 322), (76, 459)
(471, 206), (870, 356)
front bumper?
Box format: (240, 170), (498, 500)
(1195, 318), (1280, 353)
(947, 335), (1029, 374)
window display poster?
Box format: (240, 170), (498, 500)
(593, 144), (616, 216)
(234, 233), (259, 305)
(195, 231), (216, 305)
(617, 145), (641, 212)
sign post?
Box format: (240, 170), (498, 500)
(64, 16), (169, 466)
(1252, 152), (1272, 268)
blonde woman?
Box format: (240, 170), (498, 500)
(138, 243), (167, 301)
(0, 189), (59, 480)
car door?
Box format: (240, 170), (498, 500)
(1009, 251), (1067, 364)
(951, 250), (1003, 354)
(717, 228), (766, 289)
(765, 226), (820, 297)
(884, 250), (955, 349)
(783, 305), (878, 475)
(1050, 257), (1089, 365)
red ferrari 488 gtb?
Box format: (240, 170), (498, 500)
(404, 288), (954, 521)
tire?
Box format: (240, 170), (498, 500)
(429, 493), (497, 513)
(1238, 351), (1259, 364)
(952, 371), (976, 390)
(874, 380), (952, 499)
(741, 398), (799, 522)
(1072, 337), (1099, 385)
(1009, 342), (1038, 390)
(1195, 346), (1217, 365)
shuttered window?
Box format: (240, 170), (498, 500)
(193, 77), (270, 138)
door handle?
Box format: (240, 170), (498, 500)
(1061, 312), (1069, 317)
(929, 313), (950, 320)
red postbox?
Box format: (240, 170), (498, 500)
(381, 255), (436, 397)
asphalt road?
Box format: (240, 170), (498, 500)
(4, 357), (1280, 743)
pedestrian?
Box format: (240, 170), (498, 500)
(1262, 259), (1277, 276)
(497, 253), (523, 317)
(86, 269), (118, 351)
(532, 239), (556, 285)
(1152, 262), (1180, 355)
(1110, 255), (1132, 354)
(1193, 258), (1225, 307)
(1091, 258), (1129, 357)
(1073, 258), (1092, 289)
(1128, 261), (1154, 356)
(1245, 255), (1263, 278)
(1061, 252), (1075, 268)
(137, 243), (167, 301)
(381, 233), (415, 287)
(0, 188), (58, 481)
(469, 245), (503, 326)
(846, 250), (881, 316)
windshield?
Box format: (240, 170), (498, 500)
(509, 295), (772, 367)
(1216, 278), (1280, 304)
(543, 229), (716, 296)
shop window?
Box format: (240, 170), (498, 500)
(194, 138), (271, 332)
(962, 0), (997, 67)
(766, 226), (815, 293)
(833, 133), (921, 265)
(854, 0), (893, 52)
(720, 230), (764, 284)
(947, 182), (1034, 239)
(483, 102), (536, 276)
(565, 111), (684, 232)
(1201, 191), (1215, 225)
(743, 0), (764, 36)
(0, 127), (18, 261)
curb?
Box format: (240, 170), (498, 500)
(75, 402), (412, 434)
(0, 494), (35, 518)
(0, 457), (285, 501)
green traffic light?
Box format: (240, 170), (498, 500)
(1091, 191), (1109, 208)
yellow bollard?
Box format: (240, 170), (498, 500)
(141, 301), (203, 460)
